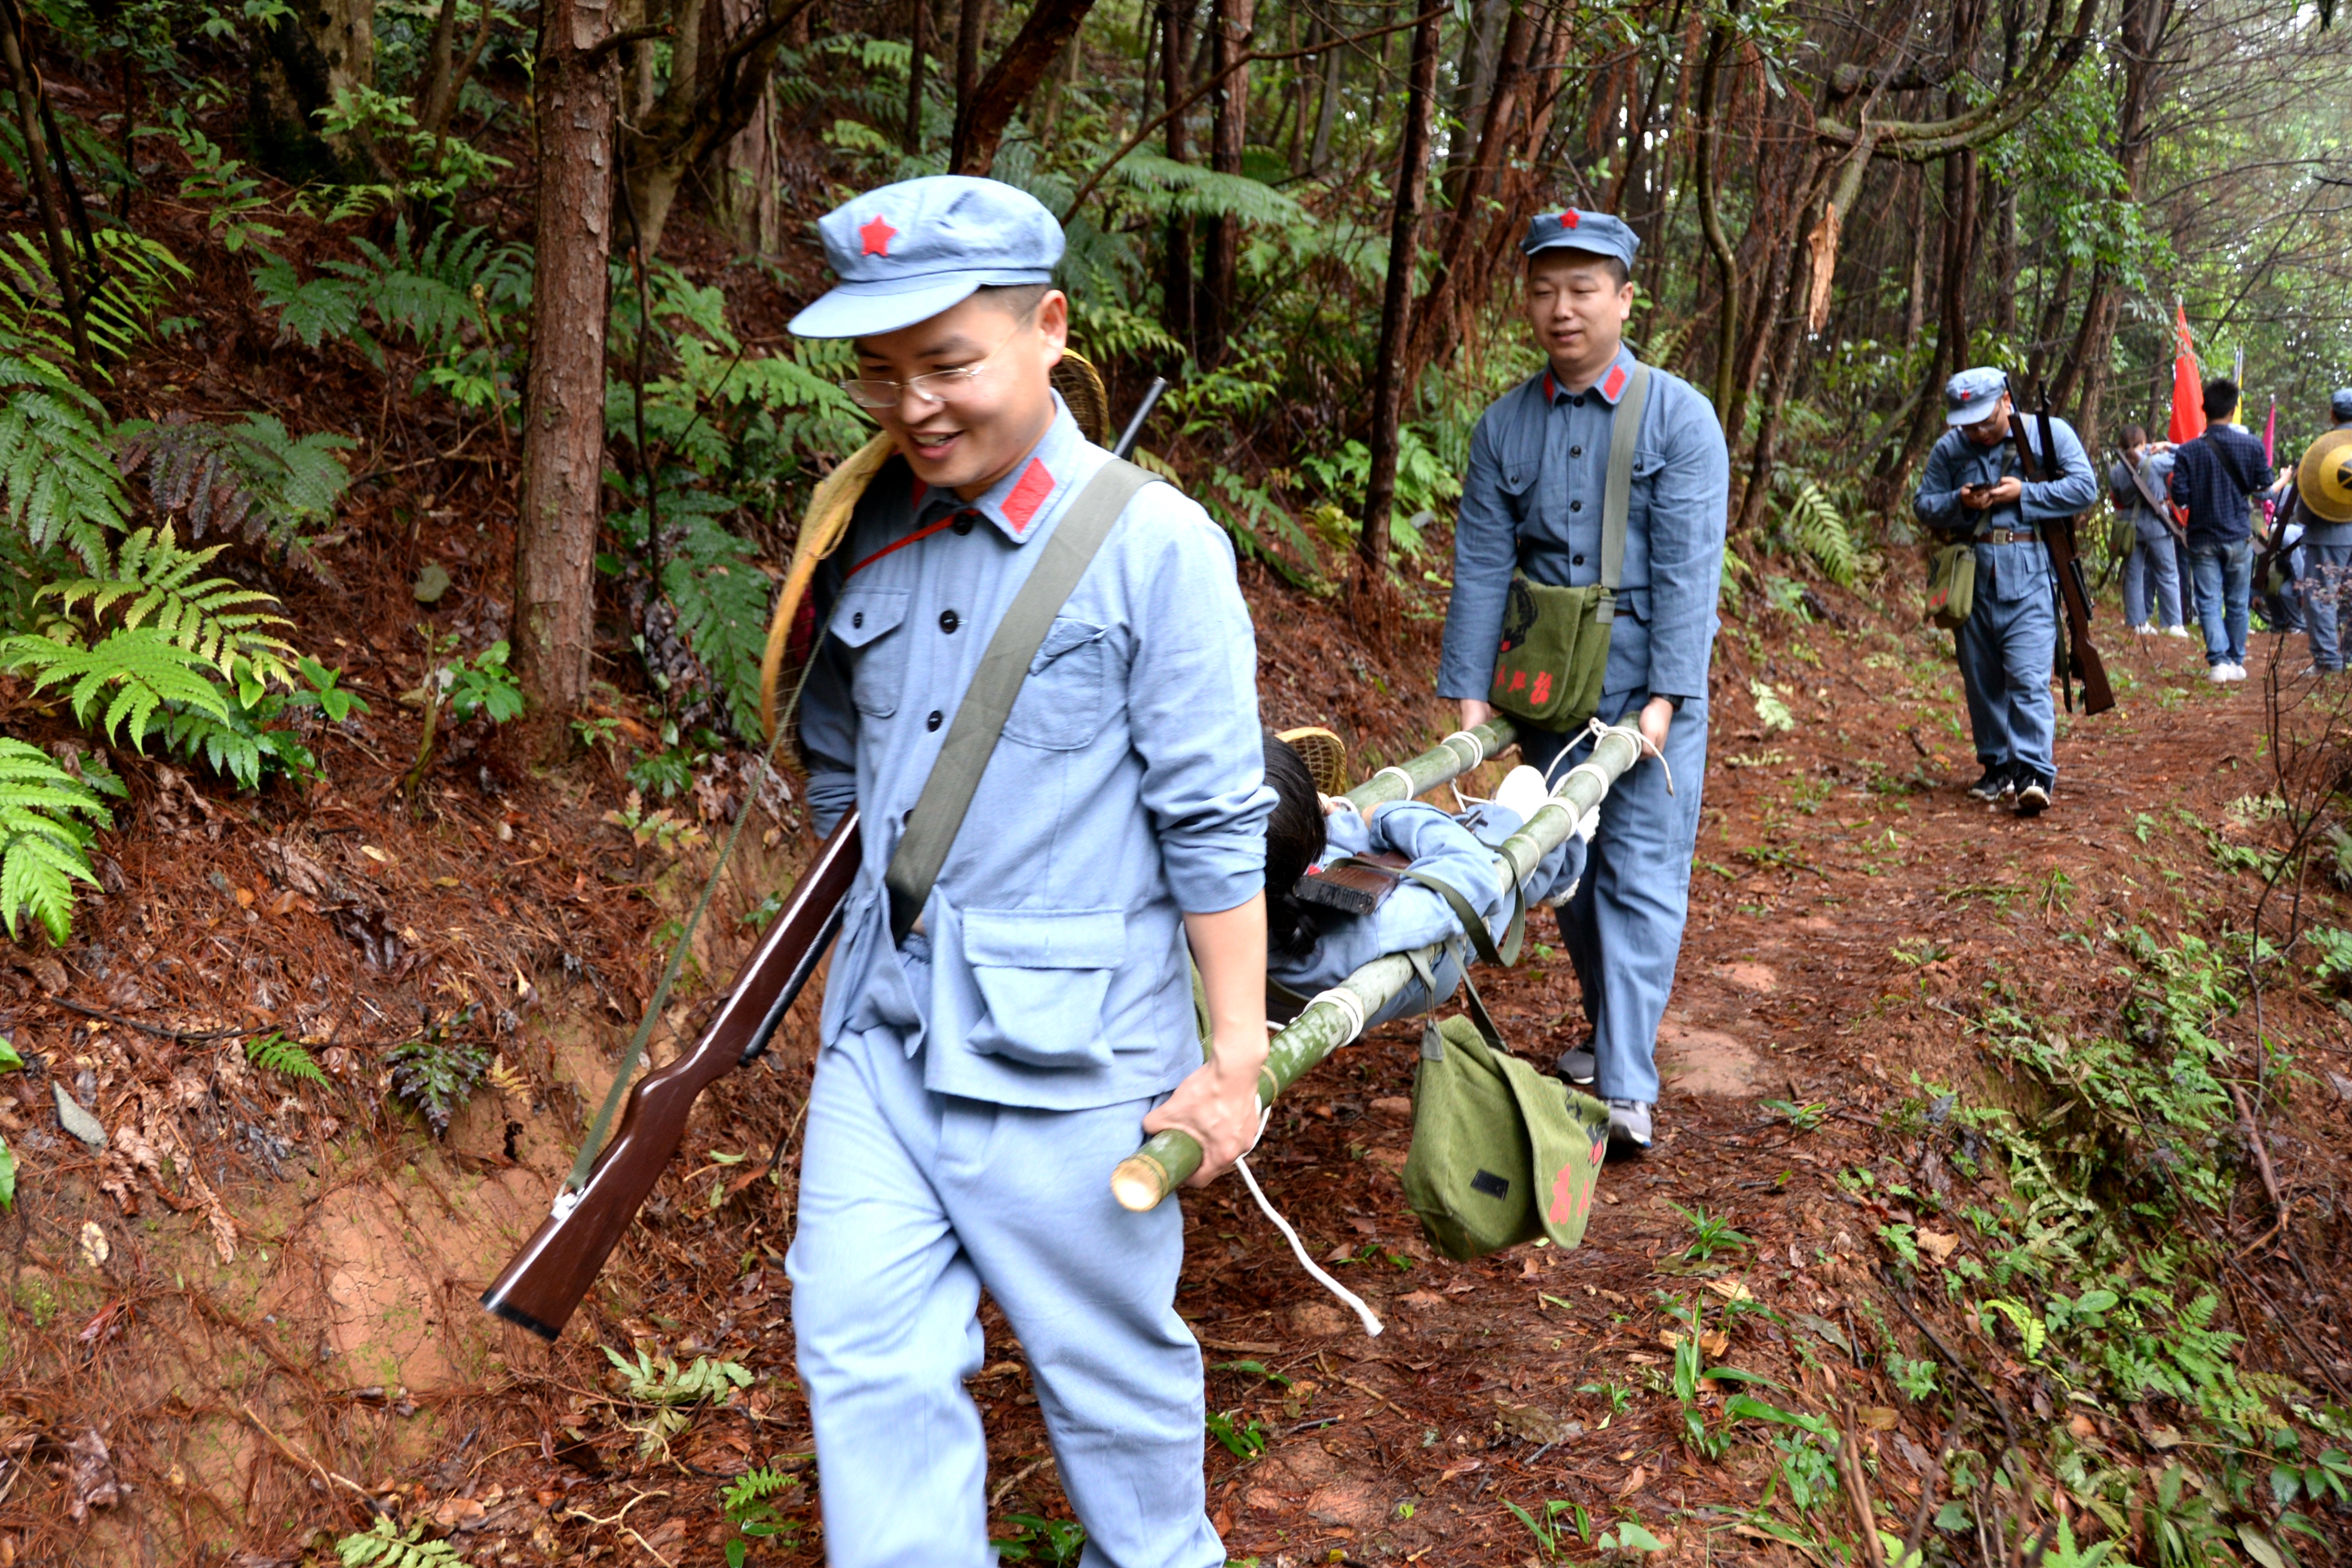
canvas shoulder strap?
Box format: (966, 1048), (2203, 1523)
(1598, 363), (1655, 595)
(884, 458), (1157, 941)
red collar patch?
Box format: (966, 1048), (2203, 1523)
(1600, 363), (1628, 401)
(1542, 371), (1555, 402)
(859, 214), (898, 257)
(1002, 458), (1056, 535)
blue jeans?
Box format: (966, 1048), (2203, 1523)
(2188, 538), (2252, 667)
(2123, 530), (2182, 629)
(2305, 536), (2352, 669)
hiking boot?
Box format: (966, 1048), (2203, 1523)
(1606, 1099), (1653, 1153)
(1555, 1048), (1597, 1086)
(2014, 776), (2052, 817)
(1965, 767), (2013, 803)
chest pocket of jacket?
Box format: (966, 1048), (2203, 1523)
(1496, 460), (1538, 525)
(830, 587), (909, 718)
(962, 907), (1126, 1068)
(1004, 617), (1108, 751)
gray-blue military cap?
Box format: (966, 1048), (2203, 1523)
(1944, 366), (2011, 425)
(1520, 209), (1639, 270)
(2332, 387), (2352, 422)
(789, 175), (1064, 339)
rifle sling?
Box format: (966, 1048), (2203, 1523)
(886, 458), (1158, 942)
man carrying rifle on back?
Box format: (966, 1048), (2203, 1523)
(2111, 425), (2188, 639)
(1913, 368), (2099, 817)
(784, 177), (1273, 1567)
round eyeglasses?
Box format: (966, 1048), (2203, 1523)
(838, 308), (1037, 411)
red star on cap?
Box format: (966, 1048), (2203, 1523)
(1560, 210), (1581, 229)
(859, 214), (898, 258)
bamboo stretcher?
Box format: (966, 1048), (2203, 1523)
(1109, 715), (1651, 1210)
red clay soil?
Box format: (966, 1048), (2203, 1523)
(11, 533), (2352, 1566)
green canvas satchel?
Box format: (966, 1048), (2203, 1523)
(1488, 365), (1653, 728)
(1924, 542), (1976, 631)
(1402, 1013), (1610, 1261)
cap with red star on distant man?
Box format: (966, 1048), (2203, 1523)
(1519, 208), (1640, 270)
(789, 175), (1066, 339)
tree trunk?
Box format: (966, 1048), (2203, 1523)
(514, 0), (620, 725)
(1199, 0), (1254, 364)
(0, 1), (93, 376)
(249, 0), (378, 180)
(1694, 17), (1741, 415)
(1902, 166), (1925, 349)
(905, 0), (928, 152)
(1160, 0), (1195, 351)
(1403, 1), (1531, 375)
(1307, 4), (1341, 173)
(1354, 0), (1440, 636)
(950, 0), (1098, 173)
(956, 0), (991, 129)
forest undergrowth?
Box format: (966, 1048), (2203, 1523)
(0, 1), (2348, 1563)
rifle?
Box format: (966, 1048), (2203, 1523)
(480, 376), (1171, 1342)
(2016, 385), (2114, 716)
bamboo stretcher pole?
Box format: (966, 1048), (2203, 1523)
(1110, 720), (1646, 1213)
(1339, 715), (1518, 810)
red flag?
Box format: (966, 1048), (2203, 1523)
(2264, 398), (2276, 464)
(2168, 304), (2205, 446)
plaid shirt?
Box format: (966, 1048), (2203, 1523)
(2167, 424), (2274, 546)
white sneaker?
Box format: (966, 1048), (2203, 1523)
(2133, 624), (2158, 636)
(2209, 663), (2234, 684)
(2166, 626), (2195, 639)
(1493, 764), (1551, 825)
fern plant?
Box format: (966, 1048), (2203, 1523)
(246, 1031), (329, 1086)
(335, 1516), (470, 1567)
(0, 325), (130, 568)
(0, 228), (190, 372)
(117, 413), (354, 555)
(722, 1464), (802, 1566)
(387, 1009), (490, 1134)
(253, 219), (530, 363)
(0, 737), (116, 945)
(1778, 479), (1860, 588)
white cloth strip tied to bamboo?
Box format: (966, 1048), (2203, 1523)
(1109, 718), (1648, 1212)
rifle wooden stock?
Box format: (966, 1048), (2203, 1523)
(2020, 391), (2114, 716)
(479, 813), (862, 1340)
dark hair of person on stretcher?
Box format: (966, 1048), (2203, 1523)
(1262, 733), (1330, 965)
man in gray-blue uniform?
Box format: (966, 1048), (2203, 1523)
(787, 176), (1273, 1568)
(1439, 209), (1729, 1154)
(1912, 368), (2099, 816)
(2109, 424), (2185, 637)
(2276, 388), (2352, 672)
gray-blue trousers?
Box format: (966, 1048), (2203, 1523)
(789, 1025), (1221, 1568)
(2305, 532), (2352, 669)
(1521, 694), (1708, 1105)
(2123, 528), (2183, 629)
(1956, 564), (2057, 785)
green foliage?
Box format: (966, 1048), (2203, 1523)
(1505, 1496), (1593, 1559)
(1673, 1203), (1750, 1261)
(246, 1032), (327, 1086)
(117, 413), (353, 556)
(991, 1513), (1086, 1566)
(1204, 1408), (1267, 1457)
(0, 327), (131, 566)
(253, 219), (530, 367)
(720, 1463), (801, 1565)
(0, 1134), (14, 1213)
(1777, 479), (1860, 587)
(1760, 1098), (1826, 1131)
(603, 1346), (754, 1405)
(0, 227), (191, 371)
(335, 1516), (469, 1567)
(386, 1012), (491, 1135)
(1748, 679), (1797, 732)
(0, 737), (114, 945)
(610, 491), (774, 736)
(289, 656), (371, 723)
(444, 641), (523, 723)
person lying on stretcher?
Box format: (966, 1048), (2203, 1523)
(1258, 733), (1589, 1030)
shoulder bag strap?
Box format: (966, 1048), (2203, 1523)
(1397, 866), (1525, 969)
(1598, 363), (1655, 596)
(884, 458), (1158, 941)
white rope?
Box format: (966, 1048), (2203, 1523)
(1307, 984), (1367, 1046)
(1370, 765), (1416, 802)
(1441, 729), (1488, 768)
(1236, 1112), (1383, 1339)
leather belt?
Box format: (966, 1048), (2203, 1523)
(1980, 528), (2037, 546)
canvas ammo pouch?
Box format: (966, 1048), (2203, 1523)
(1924, 542), (1976, 631)
(1487, 365), (1652, 727)
(1402, 1011), (1610, 1260)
